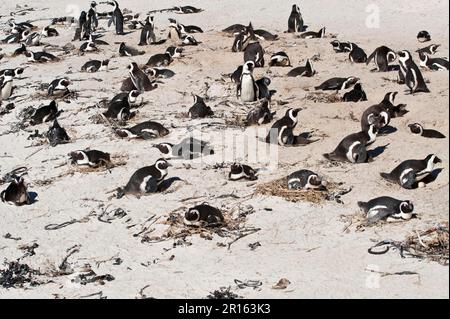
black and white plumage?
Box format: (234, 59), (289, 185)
(330, 40), (351, 53)
(145, 67), (175, 79)
(81, 59), (110, 72)
(237, 61), (258, 102)
(69, 150), (111, 167)
(361, 104), (389, 132)
(0, 68), (24, 78)
(153, 137), (214, 160)
(418, 52), (449, 71)
(379, 92), (408, 118)
(408, 123), (446, 139)
(416, 44), (440, 55)
(29, 100), (60, 125)
(255, 77), (273, 101)
(24, 50), (59, 62)
(184, 204), (224, 226)
(102, 91), (140, 121)
(106, 0), (124, 35)
(47, 119), (70, 147)
(172, 6), (204, 14)
(24, 31), (41, 46)
(180, 33), (199, 46)
(244, 42), (265, 67)
(0, 70), (14, 100)
(128, 62), (156, 92)
(343, 83), (368, 102)
(188, 95), (214, 119)
(119, 42), (145, 56)
(139, 16), (156, 45)
(229, 164), (258, 181)
(398, 50), (430, 93)
(358, 197), (414, 223)
(315, 76), (359, 91)
(380, 154), (442, 189)
(287, 170), (326, 190)
(42, 25), (59, 37)
(287, 4), (303, 33)
(117, 159), (171, 199)
(269, 52), (291, 67)
(287, 59), (315, 77)
(222, 24), (246, 35)
(47, 78), (70, 96)
(80, 40), (98, 53)
(245, 99), (274, 126)
(417, 30), (431, 43)
(348, 42), (367, 63)
(1, 30), (29, 44)
(366, 46), (397, 72)
(13, 43), (27, 56)
(299, 27), (326, 39)
(1, 176), (31, 206)
(323, 125), (378, 163)
(115, 121), (170, 140)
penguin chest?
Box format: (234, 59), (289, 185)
(240, 75), (256, 102)
(1, 81), (13, 99)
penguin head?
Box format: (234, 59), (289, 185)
(145, 68), (157, 78)
(230, 163), (243, 174)
(153, 143), (174, 155)
(397, 50), (411, 62)
(69, 150), (86, 163)
(119, 42), (126, 50)
(346, 76), (359, 87)
(168, 18), (177, 27)
(102, 59), (110, 66)
(408, 123), (423, 135)
(292, 4), (300, 13)
(367, 124), (379, 136)
(155, 158), (172, 170)
(21, 29), (30, 40)
(384, 91), (397, 105)
(192, 93), (204, 103)
(1, 70), (14, 81)
(307, 174), (323, 187)
(399, 201), (414, 215)
(60, 79), (70, 87)
(14, 67), (25, 77)
(128, 90), (141, 102)
(430, 44), (440, 53)
(417, 30), (431, 42)
(91, 1), (97, 8)
(127, 62), (139, 73)
(425, 154), (442, 165)
(287, 108), (302, 118)
(185, 208), (201, 223)
(243, 61), (255, 72)
(330, 40), (340, 48)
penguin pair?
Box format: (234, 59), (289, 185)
(237, 61), (273, 102)
(418, 52), (449, 71)
(47, 79), (70, 97)
(168, 18), (200, 46)
(315, 76), (359, 91)
(47, 120), (70, 147)
(188, 95), (214, 119)
(229, 164), (258, 181)
(103, 90), (140, 121)
(342, 83), (367, 102)
(287, 170), (327, 190)
(117, 158), (171, 199)
(1, 176), (31, 206)
(119, 42), (145, 56)
(81, 59), (110, 72)
(115, 120), (170, 140)
(245, 99), (274, 126)
(287, 5), (304, 33)
(29, 100), (60, 125)
(323, 124), (378, 163)
(153, 137), (214, 160)
(69, 150), (111, 168)
(146, 46), (183, 67)
(184, 204), (224, 227)
(265, 108), (318, 146)
(287, 59), (316, 77)
(1, 29), (29, 44)
(397, 50), (430, 93)
(366, 46), (397, 72)
(381, 154), (442, 189)
(299, 27), (326, 39)
(24, 50), (59, 62)
(408, 123), (446, 139)
(358, 197), (414, 224)
(126, 62), (157, 92)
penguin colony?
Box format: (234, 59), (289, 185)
(0, 3), (448, 228)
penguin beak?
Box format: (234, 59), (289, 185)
(435, 156), (442, 163)
(294, 108), (303, 113)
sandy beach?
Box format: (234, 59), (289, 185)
(0, 0), (448, 299)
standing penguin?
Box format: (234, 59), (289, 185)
(87, 1), (99, 32)
(73, 11), (88, 41)
(366, 46), (397, 72)
(380, 154), (442, 189)
(358, 197), (414, 223)
(116, 159), (171, 199)
(397, 50), (430, 93)
(139, 16), (156, 45)
(106, 1), (124, 35)
(1, 176), (31, 206)
(237, 61), (258, 102)
(287, 4), (303, 33)
(128, 62), (156, 92)
(188, 95), (214, 118)
(0, 70), (14, 100)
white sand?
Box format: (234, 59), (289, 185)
(0, 0), (448, 298)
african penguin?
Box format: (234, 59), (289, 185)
(366, 46), (397, 72)
(184, 204), (224, 226)
(287, 59), (316, 77)
(417, 31), (431, 43)
(128, 62), (156, 92)
(245, 99), (274, 126)
(69, 150), (111, 168)
(315, 77), (359, 91)
(348, 43), (367, 63)
(269, 52), (291, 67)
(380, 154), (442, 189)
(416, 44), (440, 55)
(1, 176), (31, 206)
(115, 121), (170, 140)
(29, 100), (60, 125)
(379, 92), (408, 118)
(188, 95), (214, 119)
(0, 70), (14, 100)
(153, 137), (214, 160)
(116, 158), (171, 199)
(47, 79), (70, 96)
(299, 27), (326, 39)
(42, 25), (59, 37)
(418, 52), (449, 71)
(145, 68), (175, 79)
(229, 164), (258, 181)
(106, 0), (124, 35)
(47, 119), (70, 147)
(398, 50), (430, 93)
(172, 6), (204, 14)
(237, 61), (258, 102)
(358, 197), (414, 223)
(13, 43), (27, 56)
(361, 105), (389, 132)
(24, 50), (59, 62)
(287, 4), (303, 33)
(119, 42), (145, 56)
(244, 42), (265, 67)
(408, 123), (446, 139)
(81, 59), (110, 72)
(287, 170), (327, 190)
(139, 16), (156, 45)
(343, 83), (367, 102)
(330, 40), (351, 53)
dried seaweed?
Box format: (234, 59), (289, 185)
(256, 177), (350, 205)
(368, 222), (449, 265)
(303, 92), (342, 103)
(207, 287), (242, 299)
(0, 261), (41, 288)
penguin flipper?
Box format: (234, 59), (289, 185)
(366, 50), (376, 65)
(380, 172), (394, 181)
